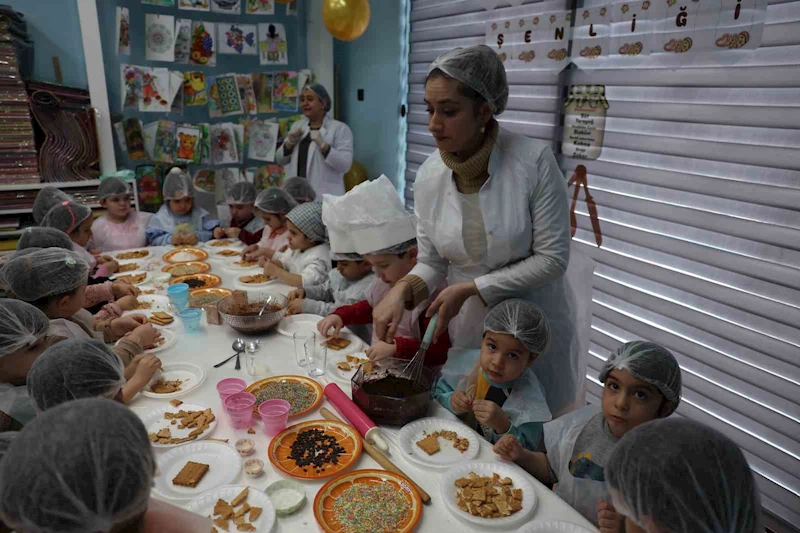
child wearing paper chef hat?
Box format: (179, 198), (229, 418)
(316, 176), (451, 366)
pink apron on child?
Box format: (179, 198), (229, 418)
(91, 212), (151, 252)
(257, 227), (290, 252)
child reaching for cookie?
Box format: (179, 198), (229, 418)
(287, 253), (374, 318)
(213, 182), (264, 245)
(89, 177), (152, 251)
(434, 299), (552, 450)
(146, 168), (220, 246)
(493, 341), (682, 528)
(242, 187), (297, 261)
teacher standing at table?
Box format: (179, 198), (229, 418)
(373, 45), (580, 417)
(276, 83), (354, 197)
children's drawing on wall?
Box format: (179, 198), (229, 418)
(212, 0), (242, 14)
(139, 68), (171, 112)
(153, 120), (177, 164)
(210, 123), (239, 164)
(116, 7), (130, 56)
(143, 0), (175, 6)
(246, 0), (275, 15)
(252, 164), (285, 191)
(287, 0), (297, 15)
(247, 119), (279, 162)
(190, 21), (216, 66)
(216, 74), (244, 115)
(220, 24), (257, 55)
(258, 23), (288, 65)
(121, 65), (144, 110)
(272, 71), (298, 112)
(145, 14), (175, 62)
(179, 0), (210, 11)
(252, 73), (273, 113)
(174, 19), (193, 63)
(183, 71), (208, 106)
(176, 125), (202, 164)
(237, 74), (258, 115)
(136, 165), (164, 213)
(123, 118), (146, 160)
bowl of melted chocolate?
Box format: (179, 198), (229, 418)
(351, 358), (434, 426)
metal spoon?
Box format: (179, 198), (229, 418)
(213, 338), (245, 368)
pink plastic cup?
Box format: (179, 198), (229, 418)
(217, 378), (247, 405)
(258, 399), (291, 436)
(224, 392), (256, 429)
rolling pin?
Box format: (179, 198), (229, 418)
(324, 383), (390, 452)
(321, 407), (431, 505)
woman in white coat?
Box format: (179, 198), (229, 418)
(373, 45), (580, 417)
(276, 83), (354, 197)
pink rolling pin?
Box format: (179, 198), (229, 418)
(324, 383), (390, 453)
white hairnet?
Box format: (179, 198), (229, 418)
(97, 177), (129, 200)
(255, 186), (297, 214)
(32, 187), (71, 225)
(599, 340), (682, 416)
(427, 45), (509, 115)
(225, 181), (257, 205)
(304, 83), (332, 112)
(484, 298), (551, 354)
(0, 299), (49, 356)
(367, 238), (417, 256)
(163, 167), (193, 200)
(0, 432), (15, 461)
(0, 248), (88, 302)
(27, 338), (125, 412)
(283, 177), (317, 203)
(40, 200), (93, 234)
(286, 201), (327, 243)
(0, 398), (156, 533)
(607, 418), (761, 533)
(16, 227), (73, 251)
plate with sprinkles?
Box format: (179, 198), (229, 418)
(269, 420), (362, 480)
(245, 375), (323, 418)
(314, 469), (422, 533)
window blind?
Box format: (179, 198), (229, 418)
(405, 0), (800, 527)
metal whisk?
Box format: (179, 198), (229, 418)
(401, 314), (439, 388)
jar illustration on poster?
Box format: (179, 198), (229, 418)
(561, 85), (609, 160)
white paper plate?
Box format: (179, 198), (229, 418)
(142, 362), (206, 399)
(208, 249), (243, 262)
(114, 250), (151, 260)
(327, 351), (371, 385)
(116, 261), (145, 273)
(144, 328), (177, 354)
(141, 402), (217, 449)
(110, 270), (151, 286)
(516, 521), (597, 533)
(122, 295), (178, 328)
(204, 239), (245, 250)
(440, 461), (537, 528)
(187, 485), (276, 532)
(397, 417), (481, 468)
(224, 259), (262, 272)
(234, 277), (278, 290)
(276, 315), (365, 352)
(153, 442), (241, 501)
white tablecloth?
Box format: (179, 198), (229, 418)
(127, 245), (598, 533)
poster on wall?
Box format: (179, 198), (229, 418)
(116, 7), (131, 56)
(237, 74), (258, 115)
(219, 24), (258, 55)
(287, 0), (298, 15)
(272, 71), (298, 111)
(211, 0), (242, 14)
(561, 85), (609, 160)
(258, 23), (288, 65)
(252, 73), (274, 113)
(179, 0), (210, 11)
(176, 124), (202, 163)
(139, 68), (171, 112)
(246, 0), (275, 15)
(247, 119), (279, 162)
(174, 19), (193, 64)
(146, 14), (176, 62)
(183, 71), (208, 106)
(190, 21), (216, 66)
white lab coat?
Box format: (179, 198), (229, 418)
(275, 114), (353, 197)
(273, 243), (331, 287)
(409, 127), (579, 417)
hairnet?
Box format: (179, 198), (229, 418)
(32, 187), (71, 225)
(40, 201), (93, 234)
(283, 177), (317, 203)
(27, 338), (125, 412)
(16, 227), (73, 251)
(484, 298), (551, 354)
(331, 252), (364, 262)
(0, 398), (156, 533)
(286, 201), (327, 243)
(97, 177), (129, 200)
(366, 238), (417, 257)
(225, 181), (257, 205)
(255, 186), (297, 215)
(599, 340), (682, 416)
(163, 167), (193, 200)
(427, 45), (509, 115)
(304, 83), (332, 112)
(0, 248), (88, 302)
(0, 299), (49, 356)
(606, 418), (761, 533)
(0, 432), (15, 461)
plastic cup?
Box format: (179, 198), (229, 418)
(304, 337), (327, 378)
(293, 331), (314, 367)
(216, 377), (247, 405)
(224, 392), (256, 429)
(179, 308), (202, 332)
(258, 399), (291, 436)
(167, 283), (189, 311)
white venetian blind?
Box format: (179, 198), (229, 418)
(405, 0), (800, 528)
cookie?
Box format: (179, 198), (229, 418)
(416, 434), (440, 455)
(172, 461), (209, 487)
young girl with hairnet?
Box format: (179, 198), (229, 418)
(0, 398), (213, 533)
(494, 341), (682, 529)
(146, 168), (219, 246)
(282, 176), (317, 204)
(213, 181), (265, 245)
(89, 177), (152, 251)
(605, 418), (761, 533)
(434, 299), (553, 450)
(27, 338), (161, 409)
(242, 186), (298, 262)
(258, 201), (331, 288)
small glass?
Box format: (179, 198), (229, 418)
(293, 331), (314, 367)
(304, 337), (327, 378)
(246, 343), (266, 377)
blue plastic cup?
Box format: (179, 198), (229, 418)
(167, 283), (190, 311)
(179, 308), (203, 333)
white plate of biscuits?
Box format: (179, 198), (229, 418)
(187, 485), (276, 533)
(397, 417), (481, 469)
(153, 442), (241, 501)
(142, 362), (206, 399)
(143, 328), (177, 354)
(142, 402), (217, 449)
(328, 352), (373, 384)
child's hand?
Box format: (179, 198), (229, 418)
(128, 323), (162, 349)
(171, 232), (185, 245)
(242, 244), (258, 259)
(472, 399), (511, 433)
(225, 227), (241, 239)
(116, 295), (139, 311)
(450, 390), (473, 414)
(317, 315), (343, 338)
(261, 259), (283, 278)
(131, 354), (162, 384)
(112, 281), (139, 299)
(110, 315), (147, 338)
(287, 288), (305, 301)
(597, 499), (624, 533)
(182, 232), (198, 246)
(286, 298), (303, 315)
(103, 260), (120, 275)
(213, 227), (226, 240)
(90, 249), (102, 256)
(365, 340), (396, 361)
(493, 434), (524, 462)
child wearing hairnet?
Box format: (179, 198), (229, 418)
(243, 186), (298, 262)
(27, 338), (162, 410)
(90, 177), (152, 251)
(493, 340), (682, 529)
(258, 201), (331, 288)
(434, 299), (552, 450)
(283, 176), (317, 204)
(146, 167), (220, 246)
(605, 418), (760, 533)
(213, 181), (265, 245)
(316, 176), (451, 365)
(0, 398), (213, 533)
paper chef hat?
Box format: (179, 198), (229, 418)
(322, 175), (416, 256)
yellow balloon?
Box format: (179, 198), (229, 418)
(343, 160), (368, 192)
(323, 0), (370, 42)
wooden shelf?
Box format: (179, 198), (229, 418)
(0, 179), (104, 192)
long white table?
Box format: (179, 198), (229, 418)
(127, 245), (598, 533)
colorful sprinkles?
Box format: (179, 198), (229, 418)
(254, 381), (316, 415)
(332, 482), (411, 533)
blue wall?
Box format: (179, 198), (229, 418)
(334, 0), (406, 188)
(5, 0), (87, 89)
